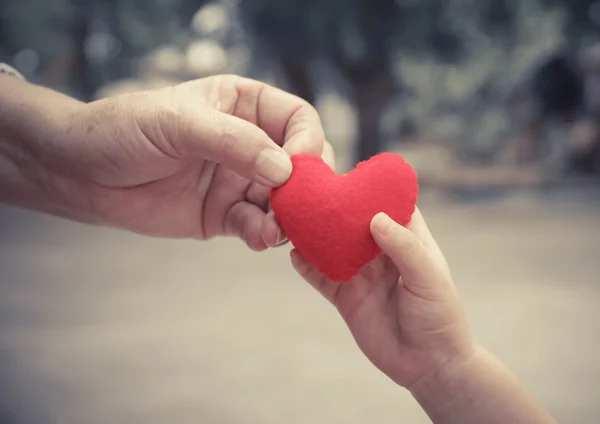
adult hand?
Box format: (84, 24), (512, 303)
(1, 74), (333, 249)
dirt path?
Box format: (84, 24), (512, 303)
(1, 193), (599, 423)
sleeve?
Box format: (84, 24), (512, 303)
(0, 63), (25, 80)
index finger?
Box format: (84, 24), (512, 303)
(407, 208), (439, 253)
(229, 76), (325, 156)
(407, 208), (450, 276)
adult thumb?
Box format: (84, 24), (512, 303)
(176, 107), (293, 187)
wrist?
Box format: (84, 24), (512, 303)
(409, 342), (557, 424)
(0, 77), (48, 202)
(408, 342), (484, 417)
(0, 76), (90, 220)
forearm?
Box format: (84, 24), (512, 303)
(410, 346), (557, 424)
(0, 74), (86, 219)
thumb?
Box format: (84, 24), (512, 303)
(177, 108), (293, 187)
(370, 213), (448, 299)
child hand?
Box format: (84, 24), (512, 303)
(291, 209), (476, 388)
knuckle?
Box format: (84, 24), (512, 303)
(152, 104), (185, 156)
(155, 104), (180, 131)
(312, 273), (332, 294)
(306, 102), (319, 118)
(215, 118), (241, 157)
(397, 230), (421, 255)
(296, 102), (318, 125)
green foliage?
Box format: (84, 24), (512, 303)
(0, 0), (209, 97)
(1, 0), (598, 110)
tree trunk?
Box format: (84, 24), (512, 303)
(340, 59), (396, 165)
(70, 0), (95, 101)
(279, 57), (315, 105)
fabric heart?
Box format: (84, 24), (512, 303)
(270, 152), (418, 282)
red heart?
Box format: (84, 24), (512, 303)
(270, 152), (418, 282)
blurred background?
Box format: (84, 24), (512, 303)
(1, 0), (600, 423)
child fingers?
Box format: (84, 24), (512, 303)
(370, 213), (449, 300)
(407, 208), (451, 276)
(290, 249), (341, 304)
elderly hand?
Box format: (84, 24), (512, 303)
(0, 74), (334, 249)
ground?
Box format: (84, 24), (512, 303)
(0, 187), (599, 424)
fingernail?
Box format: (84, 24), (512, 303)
(276, 227), (288, 246)
(256, 149), (293, 187)
(373, 213), (394, 235)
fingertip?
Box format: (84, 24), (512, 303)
(256, 148), (293, 187)
(243, 228), (269, 252)
(370, 212), (420, 263)
(243, 225), (269, 252)
(261, 211), (288, 247)
(371, 212), (396, 237)
(225, 202), (269, 251)
(247, 239), (269, 252)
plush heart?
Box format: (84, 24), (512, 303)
(270, 152), (418, 282)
